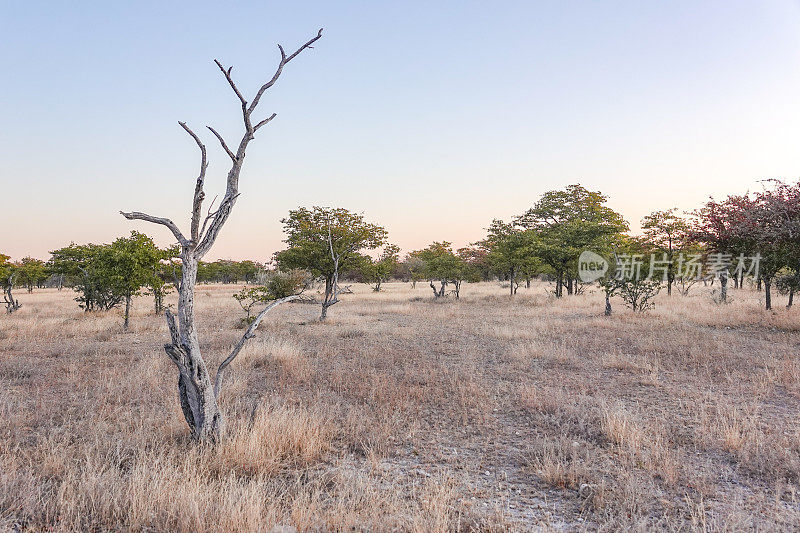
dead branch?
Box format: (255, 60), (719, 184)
(119, 211), (189, 247)
(178, 122), (208, 242)
(214, 294), (300, 398)
(206, 126), (236, 162)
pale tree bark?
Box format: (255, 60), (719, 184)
(121, 30), (322, 442)
(3, 275), (21, 314)
(320, 227), (343, 321)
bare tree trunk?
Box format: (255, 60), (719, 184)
(157, 253), (223, 440)
(123, 295), (132, 330)
(605, 294), (612, 316)
(321, 275), (336, 321)
(154, 290), (163, 315)
(719, 272), (727, 303)
(788, 287), (794, 309)
(764, 276), (772, 310)
(120, 30), (322, 442)
(3, 282), (21, 314)
(320, 228), (342, 321)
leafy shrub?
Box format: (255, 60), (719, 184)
(233, 270), (308, 326)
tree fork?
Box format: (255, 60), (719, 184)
(121, 30), (322, 441)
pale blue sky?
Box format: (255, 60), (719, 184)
(3, 1), (800, 261)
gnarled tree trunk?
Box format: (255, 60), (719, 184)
(121, 30), (322, 441)
(3, 280), (20, 314)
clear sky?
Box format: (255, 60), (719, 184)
(3, 1), (800, 262)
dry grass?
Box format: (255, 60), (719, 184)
(2, 281), (800, 531)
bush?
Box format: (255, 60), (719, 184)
(618, 278), (660, 313)
(233, 270), (308, 326)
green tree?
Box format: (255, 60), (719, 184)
(275, 207), (387, 320)
(482, 220), (540, 295)
(516, 184), (628, 297)
(50, 233), (169, 327)
(104, 232), (170, 329)
(362, 244), (400, 291)
(15, 257), (48, 292)
(233, 270), (307, 326)
(641, 208), (689, 296)
(411, 242), (470, 299)
(612, 237), (662, 313)
(147, 246), (180, 315)
(50, 243), (120, 311)
(401, 255), (427, 288)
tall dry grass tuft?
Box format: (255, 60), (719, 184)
(214, 403), (333, 477)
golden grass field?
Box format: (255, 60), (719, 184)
(1, 281), (799, 531)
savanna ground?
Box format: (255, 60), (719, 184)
(1, 281), (799, 531)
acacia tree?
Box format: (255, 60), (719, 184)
(401, 255), (426, 288)
(411, 242), (469, 299)
(482, 219), (539, 295)
(641, 208), (689, 296)
(15, 257), (48, 292)
(105, 232), (170, 329)
(275, 206), (387, 320)
(120, 30), (322, 442)
(458, 245), (492, 282)
(516, 184), (628, 297)
(362, 244), (400, 292)
(50, 243), (121, 311)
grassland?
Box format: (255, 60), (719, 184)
(1, 281), (799, 531)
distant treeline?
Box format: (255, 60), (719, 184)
(4, 180), (800, 321)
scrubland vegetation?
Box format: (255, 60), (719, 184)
(2, 282), (799, 531)
(3, 26), (800, 532)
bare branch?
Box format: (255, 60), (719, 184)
(283, 28), (323, 64)
(193, 29), (323, 261)
(214, 59), (251, 130)
(213, 59), (247, 107)
(178, 121), (208, 242)
(207, 126), (236, 161)
(253, 113), (277, 131)
(214, 295), (300, 398)
(198, 194), (219, 239)
(195, 193), (240, 257)
(120, 211), (189, 247)
(247, 29), (323, 116)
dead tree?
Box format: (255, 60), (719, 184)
(121, 30), (322, 442)
(3, 274), (21, 314)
